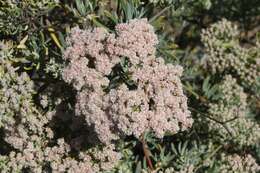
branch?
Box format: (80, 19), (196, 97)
(189, 107), (234, 137)
(141, 133), (154, 171)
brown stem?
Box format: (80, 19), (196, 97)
(141, 133), (154, 171)
(190, 107), (234, 137)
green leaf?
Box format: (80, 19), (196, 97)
(104, 10), (119, 24)
(202, 77), (210, 93)
(76, 0), (87, 16)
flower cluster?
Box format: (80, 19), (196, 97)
(0, 139), (120, 173)
(0, 58), (34, 127)
(201, 19), (260, 87)
(0, 58), (120, 173)
(158, 166), (194, 173)
(218, 154), (260, 173)
(62, 18), (193, 144)
(208, 75), (260, 147)
(208, 75), (247, 121)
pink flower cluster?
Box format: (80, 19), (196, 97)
(63, 18), (193, 144)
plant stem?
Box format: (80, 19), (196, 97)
(141, 133), (154, 171)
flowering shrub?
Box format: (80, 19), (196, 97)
(0, 59), (34, 127)
(207, 75), (260, 147)
(0, 0), (259, 172)
(0, 58), (121, 173)
(217, 154), (260, 173)
(201, 19), (260, 87)
(62, 18), (193, 144)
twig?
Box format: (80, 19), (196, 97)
(189, 107), (234, 137)
(141, 133), (154, 171)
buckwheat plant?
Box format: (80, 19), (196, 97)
(0, 58), (121, 173)
(217, 154), (260, 173)
(62, 18), (193, 145)
(208, 75), (260, 147)
(0, 58), (34, 128)
(201, 19), (260, 87)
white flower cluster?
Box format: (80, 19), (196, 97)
(208, 75), (247, 121)
(158, 165), (194, 173)
(0, 58), (120, 173)
(0, 58), (34, 127)
(208, 75), (260, 147)
(219, 154), (260, 173)
(201, 19), (260, 87)
(62, 18), (193, 145)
